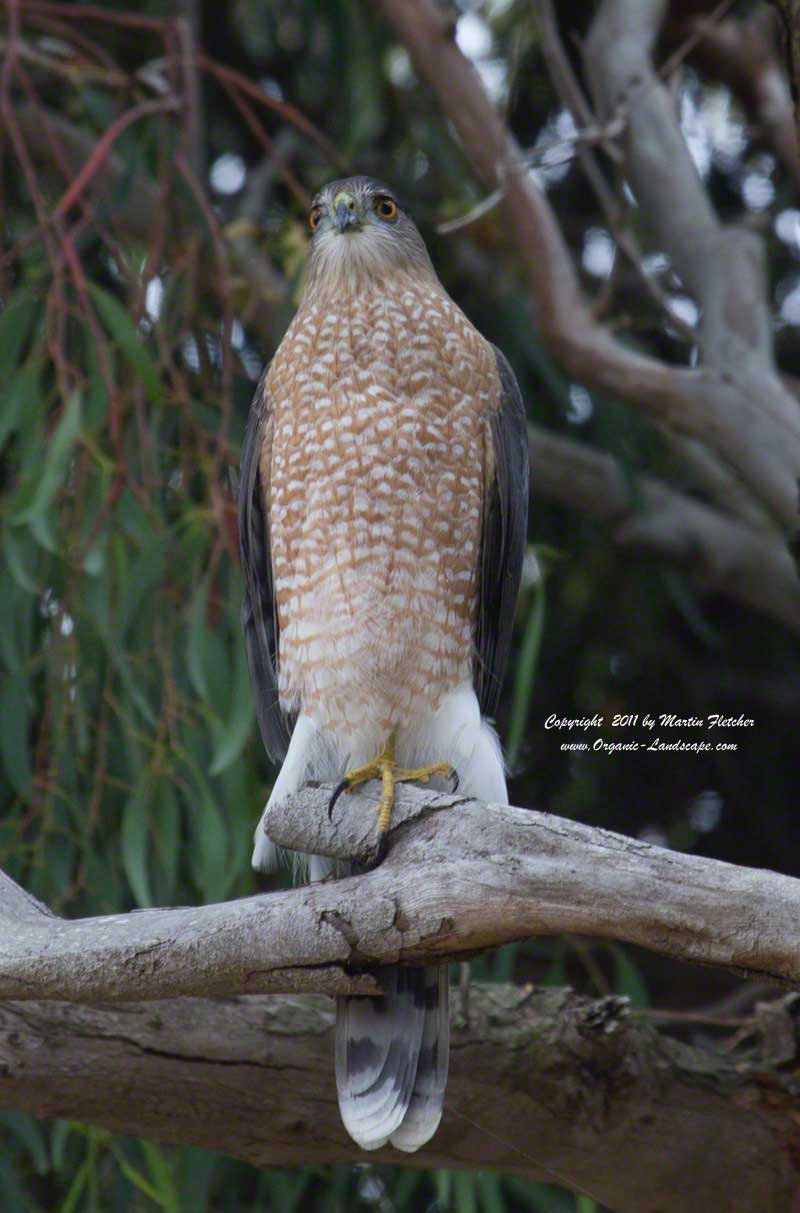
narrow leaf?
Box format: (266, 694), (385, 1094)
(142, 1141), (179, 1213)
(0, 363), (41, 450)
(186, 579), (210, 700)
(1, 525), (37, 592)
(0, 1111), (49, 1174)
(454, 1172), (480, 1213)
(112, 1149), (168, 1207)
(209, 637), (254, 775)
(186, 771), (229, 901)
(11, 393), (82, 525)
(61, 1157), (90, 1213)
(610, 944), (650, 1008)
(476, 1171), (507, 1213)
(505, 581), (546, 770)
(89, 284), (163, 405)
(0, 671), (32, 796)
(0, 295), (39, 371)
(121, 776), (152, 907)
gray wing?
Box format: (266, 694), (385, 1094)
(239, 370), (295, 761)
(474, 346), (529, 718)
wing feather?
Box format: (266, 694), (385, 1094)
(239, 371), (295, 761)
(474, 346), (529, 718)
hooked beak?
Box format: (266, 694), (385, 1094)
(332, 190), (359, 233)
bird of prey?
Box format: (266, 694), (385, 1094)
(239, 175), (528, 1152)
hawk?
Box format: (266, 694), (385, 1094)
(239, 176), (528, 1151)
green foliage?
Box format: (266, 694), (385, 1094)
(506, 576), (546, 770)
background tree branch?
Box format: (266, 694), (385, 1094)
(378, 0), (800, 533)
(528, 425), (800, 632)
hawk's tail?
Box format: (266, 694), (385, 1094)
(335, 962), (449, 1152)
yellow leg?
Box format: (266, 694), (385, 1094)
(327, 733), (457, 864)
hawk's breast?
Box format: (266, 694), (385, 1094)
(264, 273), (501, 740)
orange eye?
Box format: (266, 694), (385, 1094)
(375, 196), (398, 221)
(309, 206), (323, 230)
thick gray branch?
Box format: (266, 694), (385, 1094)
(2, 785), (800, 1005)
(528, 424), (800, 632)
(583, 0), (800, 527)
(1, 984), (798, 1211)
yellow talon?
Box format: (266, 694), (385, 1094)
(327, 733), (457, 862)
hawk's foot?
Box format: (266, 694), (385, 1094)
(327, 736), (458, 865)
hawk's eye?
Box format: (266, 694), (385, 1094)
(375, 196), (398, 221)
(309, 206), (324, 231)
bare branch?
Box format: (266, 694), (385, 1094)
(534, 0), (699, 343)
(683, 6), (800, 189)
(2, 784), (800, 1005)
(527, 425), (800, 632)
(14, 101), (161, 240)
(376, 0), (800, 531)
(771, 0), (800, 131)
(1, 984), (798, 1210)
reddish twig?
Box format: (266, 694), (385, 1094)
(51, 96), (179, 225)
(174, 149), (235, 472)
(197, 51), (344, 169)
(8, 1), (171, 32)
(213, 70), (311, 210)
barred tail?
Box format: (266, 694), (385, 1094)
(335, 963), (449, 1152)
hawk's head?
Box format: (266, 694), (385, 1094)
(305, 175), (434, 288)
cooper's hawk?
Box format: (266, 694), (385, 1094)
(239, 175), (528, 1151)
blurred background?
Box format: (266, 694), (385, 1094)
(0, 0), (798, 1209)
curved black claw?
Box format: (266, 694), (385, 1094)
(364, 830), (389, 871)
(328, 777), (350, 822)
(355, 831), (389, 873)
(449, 766), (459, 793)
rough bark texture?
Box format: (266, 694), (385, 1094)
(3, 786), (800, 1207)
(3, 784), (800, 1004)
(2, 985), (800, 1212)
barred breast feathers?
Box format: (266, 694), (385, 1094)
(263, 272), (502, 738)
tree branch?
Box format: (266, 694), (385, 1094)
(1, 983), (798, 1211)
(377, 0), (800, 532)
(2, 784), (800, 1005)
(528, 425), (800, 633)
(3, 788), (800, 1206)
(768, 0), (800, 133)
(682, 6), (800, 190)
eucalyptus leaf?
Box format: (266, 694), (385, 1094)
(0, 1111), (49, 1174)
(1, 525), (37, 592)
(186, 578), (211, 701)
(610, 944), (649, 1008)
(10, 393), (82, 526)
(0, 295), (39, 371)
(186, 771), (229, 901)
(121, 775), (153, 907)
(0, 670), (33, 796)
(209, 637), (254, 774)
(89, 284), (163, 406)
(0, 363), (41, 450)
